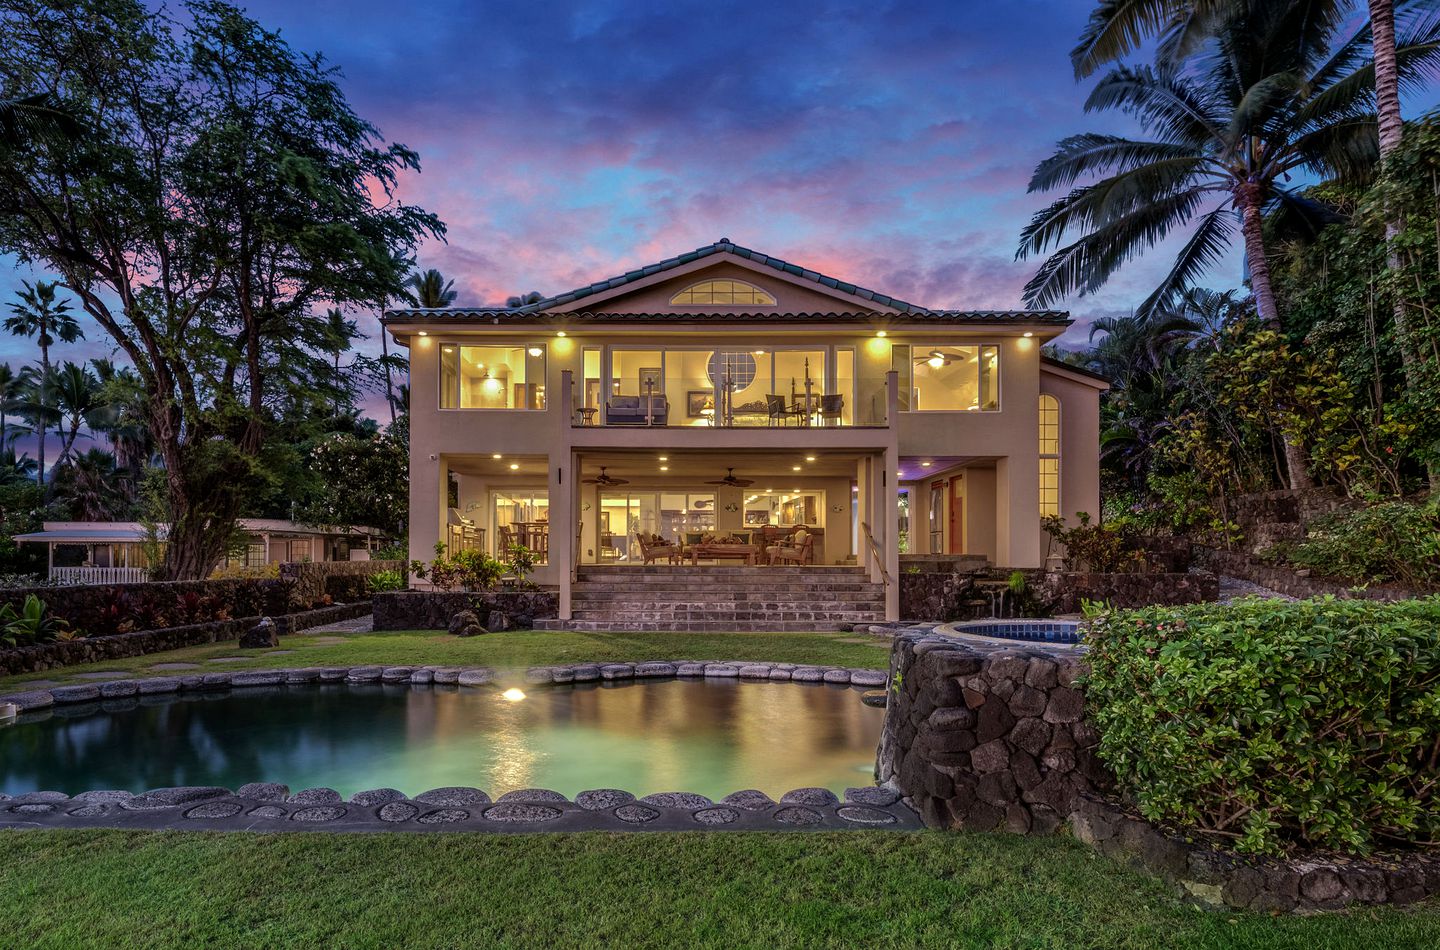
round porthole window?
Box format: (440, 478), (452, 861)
(707, 351), (758, 392)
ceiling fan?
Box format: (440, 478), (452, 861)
(582, 466), (630, 487)
(705, 467), (755, 488)
(916, 349), (961, 367)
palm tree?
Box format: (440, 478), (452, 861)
(90, 360), (154, 472)
(506, 290), (544, 308)
(0, 363), (34, 453)
(321, 308), (359, 416)
(5, 280), (83, 485)
(48, 361), (104, 469)
(1018, 3), (1440, 485)
(50, 448), (124, 521)
(0, 92), (81, 147)
(404, 269), (457, 308)
(1070, 1), (1436, 426)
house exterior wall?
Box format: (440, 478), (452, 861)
(393, 251), (1107, 608)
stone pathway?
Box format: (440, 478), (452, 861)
(1218, 575), (1296, 602)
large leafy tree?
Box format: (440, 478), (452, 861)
(4, 279), (82, 485)
(0, 0), (441, 578)
(1018, 1), (1440, 485)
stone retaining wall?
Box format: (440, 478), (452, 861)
(1197, 549), (1429, 600)
(373, 590), (559, 631)
(1070, 794), (1440, 913)
(1, 578), (291, 635)
(1037, 571), (1218, 614)
(282, 560), (404, 607)
(877, 627), (1440, 912)
(0, 602), (369, 677)
(876, 631), (1107, 834)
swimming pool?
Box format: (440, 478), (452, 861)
(0, 678), (884, 800)
(939, 619), (1084, 646)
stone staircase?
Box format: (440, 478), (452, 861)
(534, 565), (887, 632)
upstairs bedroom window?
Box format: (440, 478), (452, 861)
(669, 279), (777, 306)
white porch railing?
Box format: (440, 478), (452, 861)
(50, 566), (151, 586)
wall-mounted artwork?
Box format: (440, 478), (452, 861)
(686, 390), (714, 418)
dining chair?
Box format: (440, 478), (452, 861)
(819, 393), (844, 427)
(766, 394), (788, 426)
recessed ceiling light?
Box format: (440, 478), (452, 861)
(658, 456), (668, 461)
(492, 453), (502, 459)
(804, 455), (816, 462)
(792, 465), (801, 471)
(1023, 331), (1034, 338)
(443, 346), (454, 353)
(753, 349), (765, 355)
(417, 330), (428, 337)
(921, 461), (932, 467)
(659, 466), (669, 472)
(509, 463), (519, 470)
(527, 346), (543, 356)
(792, 487), (800, 492)
(556, 331), (567, 338)
(875, 330), (887, 338)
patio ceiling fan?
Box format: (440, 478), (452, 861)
(705, 467), (755, 488)
(582, 466), (630, 487)
(916, 349), (962, 367)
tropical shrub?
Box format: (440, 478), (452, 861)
(367, 569), (406, 593)
(1084, 597), (1440, 855)
(419, 545), (507, 592)
(373, 543), (407, 561)
(1042, 512), (1137, 572)
(209, 563), (280, 580)
(0, 594), (76, 647)
(1275, 498), (1440, 588)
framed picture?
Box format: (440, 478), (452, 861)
(686, 390), (714, 418)
(744, 511), (771, 526)
(638, 367), (662, 393)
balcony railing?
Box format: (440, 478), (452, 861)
(562, 371), (898, 429)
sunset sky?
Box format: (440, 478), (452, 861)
(2, 0), (1434, 423)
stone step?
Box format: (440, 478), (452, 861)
(577, 567), (867, 578)
(567, 590), (881, 604)
(534, 619), (873, 632)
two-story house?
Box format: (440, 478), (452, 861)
(384, 239), (1107, 627)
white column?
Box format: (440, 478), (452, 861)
(552, 371), (576, 620)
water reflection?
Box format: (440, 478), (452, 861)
(0, 680), (884, 799)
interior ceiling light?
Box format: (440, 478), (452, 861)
(659, 466), (669, 472)
(804, 455), (816, 462)
(792, 465), (801, 471)
(928, 355), (945, 368)
(443, 346), (454, 353)
(527, 346), (543, 356)
(492, 453), (503, 459)
(417, 330), (428, 337)
(556, 331), (567, 338)
(509, 463), (519, 470)
(1023, 331), (1034, 338)
(875, 330), (887, 338)
(922, 461), (932, 467)
(658, 455), (668, 461)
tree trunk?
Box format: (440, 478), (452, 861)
(381, 324), (396, 426)
(1237, 182), (1315, 490)
(1369, 0), (1437, 488)
(37, 341), (48, 487)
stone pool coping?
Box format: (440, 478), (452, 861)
(0, 659), (911, 834)
(0, 784), (921, 834)
(0, 659), (890, 715)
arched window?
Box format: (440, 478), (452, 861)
(1038, 394), (1060, 517)
(670, 279), (776, 306)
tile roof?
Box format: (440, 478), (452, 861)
(384, 308), (1070, 325)
(382, 238), (1069, 325)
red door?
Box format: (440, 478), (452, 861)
(948, 476), (964, 554)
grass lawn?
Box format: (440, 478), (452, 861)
(0, 829), (1435, 949)
(0, 628), (892, 695)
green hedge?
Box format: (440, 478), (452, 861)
(1083, 597), (1440, 855)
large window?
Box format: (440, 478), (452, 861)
(893, 344), (1000, 411)
(597, 491), (716, 560)
(492, 490), (549, 563)
(1039, 394), (1060, 517)
(440, 344), (547, 409)
(669, 280), (776, 306)
(743, 490), (822, 528)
